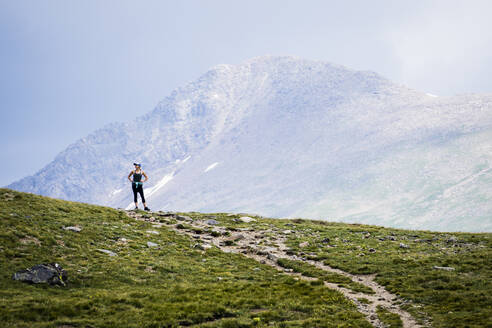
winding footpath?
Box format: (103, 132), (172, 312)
(126, 210), (423, 328)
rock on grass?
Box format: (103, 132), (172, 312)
(12, 263), (67, 286)
(97, 249), (117, 256)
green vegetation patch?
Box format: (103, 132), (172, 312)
(171, 211), (492, 327)
(376, 305), (403, 328)
(0, 189), (370, 327)
(279, 218), (492, 327)
(276, 258), (374, 294)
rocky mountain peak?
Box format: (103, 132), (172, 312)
(9, 57), (492, 232)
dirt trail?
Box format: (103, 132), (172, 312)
(126, 211), (423, 328)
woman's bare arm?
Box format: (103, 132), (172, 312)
(128, 171), (134, 182)
(142, 171), (149, 182)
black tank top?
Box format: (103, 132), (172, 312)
(133, 171), (142, 182)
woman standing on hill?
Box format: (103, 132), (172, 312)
(128, 163), (150, 211)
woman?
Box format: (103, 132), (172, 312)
(128, 163), (150, 210)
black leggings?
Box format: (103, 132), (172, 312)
(132, 183), (145, 203)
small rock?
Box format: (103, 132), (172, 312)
(206, 219), (219, 225)
(63, 226), (82, 232)
(267, 253), (278, 261)
(157, 212), (176, 218)
(176, 215), (193, 222)
(194, 243), (205, 250)
(387, 236), (397, 241)
(446, 236), (458, 243)
(97, 249), (117, 256)
(239, 216), (256, 223)
(433, 266), (455, 271)
(147, 242), (158, 248)
(146, 230), (160, 235)
(369, 248), (376, 253)
(282, 230), (292, 234)
(299, 241), (309, 248)
(195, 243), (212, 250)
(364, 233), (371, 239)
(399, 243), (409, 249)
(320, 238), (330, 243)
(12, 263), (67, 286)
(19, 236), (41, 246)
(232, 233), (245, 241)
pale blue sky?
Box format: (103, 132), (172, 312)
(2, 0), (492, 186)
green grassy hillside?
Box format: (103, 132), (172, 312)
(0, 189), (491, 327)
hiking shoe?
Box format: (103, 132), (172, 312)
(144, 207), (150, 211)
(134, 206), (138, 210)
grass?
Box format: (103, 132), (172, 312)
(0, 189), (370, 327)
(174, 212), (492, 328)
(273, 219), (492, 327)
(376, 305), (403, 328)
(1, 188), (491, 327)
(276, 258), (374, 294)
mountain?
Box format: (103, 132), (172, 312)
(9, 56), (492, 232)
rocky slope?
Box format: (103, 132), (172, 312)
(9, 56), (492, 232)
(2, 189), (491, 327)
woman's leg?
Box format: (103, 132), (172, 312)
(132, 184), (138, 207)
(138, 185), (146, 204)
(137, 185), (149, 209)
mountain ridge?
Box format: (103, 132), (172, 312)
(9, 56), (492, 232)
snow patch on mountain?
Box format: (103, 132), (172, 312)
(204, 162), (219, 173)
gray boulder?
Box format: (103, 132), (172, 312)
(231, 233), (246, 241)
(194, 243), (212, 250)
(206, 219), (219, 225)
(433, 266), (455, 271)
(63, 226), (82, 232)
(446, 236), (458, 243)
(12, 263), (67, 286)
(299, 241), (309, 248)
(97, 249), (117, 256)
(176, 215), (193, 222)
(238, 216), (256, 223)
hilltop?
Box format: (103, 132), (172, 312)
(1, 189), (490, 327)
(8, 56), (492, 232)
